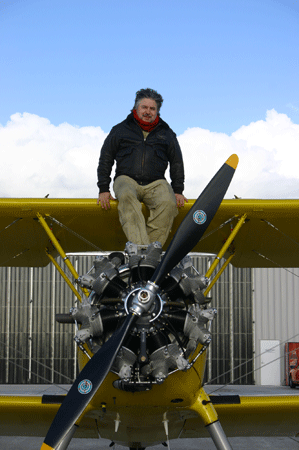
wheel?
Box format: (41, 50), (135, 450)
(289, 374), (296, 388)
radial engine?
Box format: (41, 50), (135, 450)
(56, 242), (217, 392)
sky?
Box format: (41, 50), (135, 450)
(1, 0), (299, 199)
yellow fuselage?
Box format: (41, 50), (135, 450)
(77, 345), (213, 448)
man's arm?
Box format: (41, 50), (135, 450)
(168, 132), (187, 206)
(97, 127), (118, 207)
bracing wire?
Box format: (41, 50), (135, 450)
(206, 334), (299, 394)
(47, 215), (103, 251)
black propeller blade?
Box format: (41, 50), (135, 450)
(41, 154), (238, 450)
(151, 154), (238, 286)
(41, 312), (136, 450)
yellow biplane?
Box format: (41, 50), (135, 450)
(1, 154), (299, 450)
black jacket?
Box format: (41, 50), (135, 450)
(97, 113), (185, 194)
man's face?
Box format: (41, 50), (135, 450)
(136, 98), (158, 122)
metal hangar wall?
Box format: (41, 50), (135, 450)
(253, 267), (299, 386)
(0, 255), (253, 385)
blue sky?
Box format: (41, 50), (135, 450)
(0, 0), (299, 199)
(1, 0), (298, 134)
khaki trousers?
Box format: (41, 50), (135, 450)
(113, 175), (178, 246)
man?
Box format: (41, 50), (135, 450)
(97, 88), (187, 246)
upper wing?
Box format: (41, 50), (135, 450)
(0, 198), (124, 267)
(195, 198), (299, 268)
(1, 198), (299, 268)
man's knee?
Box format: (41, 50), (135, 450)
(116, 184), (141, 206)
(159, 197), (178, 218)
(147, 181), (176, 209)
(119, 209), (136, 227)
(117, 189), (144, 228)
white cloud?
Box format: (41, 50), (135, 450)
(1, 109), (299, 199)
(179, 109), (299, 199)
(0, 113), (107, 197)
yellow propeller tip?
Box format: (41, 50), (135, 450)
(41, 444), (54, 450)
(226, 154), (239, 170)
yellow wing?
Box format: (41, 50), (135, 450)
(0, 394), (97, 438)
(182, 393), (299, 438)
(1, 391), (299, 439)
(1, 198), (299, 268)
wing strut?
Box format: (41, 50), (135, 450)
(204, 253), (235, 298)
(46, 251), (82, 301)
(36, 212), (89, 301)
(204, 213), (247, 296)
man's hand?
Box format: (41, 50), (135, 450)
(175, 193), (188, 208)
(97, 192), (115, 209)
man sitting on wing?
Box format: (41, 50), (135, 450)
(97, 88), (187, 246)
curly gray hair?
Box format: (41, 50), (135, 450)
(132, 88), (164, 114)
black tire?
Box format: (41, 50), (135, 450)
(289, 374), (296, 388)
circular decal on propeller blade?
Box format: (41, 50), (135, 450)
(78, 379), (93, 395)
(193, 210), (207, 225)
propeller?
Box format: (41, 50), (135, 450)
(151, 153), (239, 286)
(41, 154), (238, 450)
(41, 312), (137, 450)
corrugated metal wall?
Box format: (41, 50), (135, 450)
(0, 260), (82, 384)
(253, 267), (299, 385)
(192, 258), (253, 385)
(0, 256), (253, 385)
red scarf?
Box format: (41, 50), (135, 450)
(133, 109), (159, 132)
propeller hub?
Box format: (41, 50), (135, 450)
(124, 282), (163, 318)
(138, 289), (150, 304)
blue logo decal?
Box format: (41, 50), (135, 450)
(193, 210), (207, 225)
(78, 379), (93, 395)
